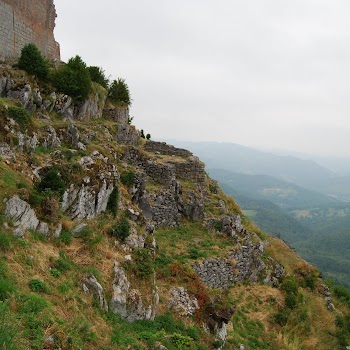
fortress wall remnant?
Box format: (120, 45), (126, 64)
(0, 0), (60, 62)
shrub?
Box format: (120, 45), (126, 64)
(107, 187), (119, 217)
(140, 129), (145, 139)
(7, 106), (31, 129)
(109, 216), (130, 241)
(37, 169), (66, 196)
(57, 230), (73, 245)
(40, 194), (60, 223)
(52, 251), (74, 273)
(120, 171), (135, 186)
(133, 248), (154, 279)
(285, 293), (297, 309)
(281, 277), (298, 295)
(50, 268), (61, 278)
(146, 133), (151, 140)
(274, 309), (289, 326)
(108, 78), (131, 106)
(28, 279), (48, 293)
(51, 55), (91, 100)
(87, 66), (109, 89)
(19, 293), (49, 314)
(18, 43), (50, 80)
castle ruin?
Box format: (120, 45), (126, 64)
(0, 0), (60, 62)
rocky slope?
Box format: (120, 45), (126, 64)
(0, 64), (349, 350)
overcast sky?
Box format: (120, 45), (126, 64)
(54, 0), (350, 156)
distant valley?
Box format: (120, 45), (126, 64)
(168, 140), (350, 289)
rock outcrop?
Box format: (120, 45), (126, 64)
(110, 261), (159, 322)
(82, 274), (108, 312)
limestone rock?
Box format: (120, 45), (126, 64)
(110, 261), (158, 322)
(82, 274), (108, 311)
(168, 287), (199, 316)
(0, 142), (15, 160)
(5, 195), (39, 231)
(62, 180), (114, 221)
(42, 126), (61, 149)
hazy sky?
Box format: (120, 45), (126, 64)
(54, 0), (350, 156)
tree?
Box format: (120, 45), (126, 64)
(108, 78), (131, 106)
(87, 66), (109, 89)
(18, 43), (50, 81)
(51, 56), (91, 100)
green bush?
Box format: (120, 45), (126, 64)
(274, 309), (289, 326)
(133, 248), (154, 279)
(52, 251), (75, 273)
(7, 106), (31, 129)
(108, 78), (131, 106)
(51, 55), (91, 100)
(120, 171), (135, 186)
(107, 187), (119, 217)
(0, 279), (16, 301)
(285, 293), (297, 309)
(281, 277), (298, 295)
(37, 169), (66, 196)
(28, 279), (48, 293)
(18, 43), (50, 81)
(19, 293), (49, 314)
(50, 268), (61, 278)
(109, 216), (130, 241)
(87, 66), (109, 89)
(146, 133), (151, 140)
(57, 230), (73, 245)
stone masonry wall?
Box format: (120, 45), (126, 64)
(144, 141), (193, 158)
(0, 0), (60, 62)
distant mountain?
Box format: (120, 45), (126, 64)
(208, 168), (338, 210)
(220, 184), (312, 242)
(167, 140), (334, 190)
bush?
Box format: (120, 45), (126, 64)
(274, 309), (289, 326)
(57, 230), (73, 245)
(52, 251), (74, 273)
(51, 55), (91, 100)
(37, 169), (66, 196)
(108, 78), (131, 106)
(0, 279), (16, 301)
(50, 268), (61, 278)
(87, 66), (109, 89)
(109, 216), (130, 241)
(120, 171), (135, 186)
(107, 187), (119, 217)
(18, 43), (50, 81)
(19, 293), (49, 314)
(7, 106), (31, 129)
(285, 293), (297, 309)
(133, 248), (154, 279)
(146, 133), (151, 140)
(28, 279), (48, 293)
(281, 277), (298, 295)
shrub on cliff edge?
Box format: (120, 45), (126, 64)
(18, 43), (50, 81)
(51, 56), (91, 100)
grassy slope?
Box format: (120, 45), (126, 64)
(0, 91), (349, 349)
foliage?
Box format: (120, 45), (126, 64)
(57, 230), (73, 245)
(108, 78), (131, 105)
(52, 251), (75, 273)
(120, 171), (135, 186)
(50, 268), (61, 278)
(146, 133), (151, 140)
(133, 248), (154, 279)
(87, 66), (109, 89)
(109, 216), (130, 241)
(28, 279), (48, 293)
(140, 129), (145, 139)
(107, 187), (119, 217)
(0, 230), (15, 251)
(0, 301), (20, 350)
(18, 43), (50, 80)
(7, 106), (31, 129)
(37, 169), (66, 196)
(51, 55), (91, 100)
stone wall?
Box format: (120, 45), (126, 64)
(144, 140), (193, 158)
(0, 0), (60, 62)
(166, 158), (206, 184)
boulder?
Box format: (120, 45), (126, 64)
(82, 274), (108, 311)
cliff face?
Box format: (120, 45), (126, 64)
(0, 66), (348, 350)
(0, 0), (60, 62)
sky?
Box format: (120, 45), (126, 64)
(54, 0), (350, 157)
